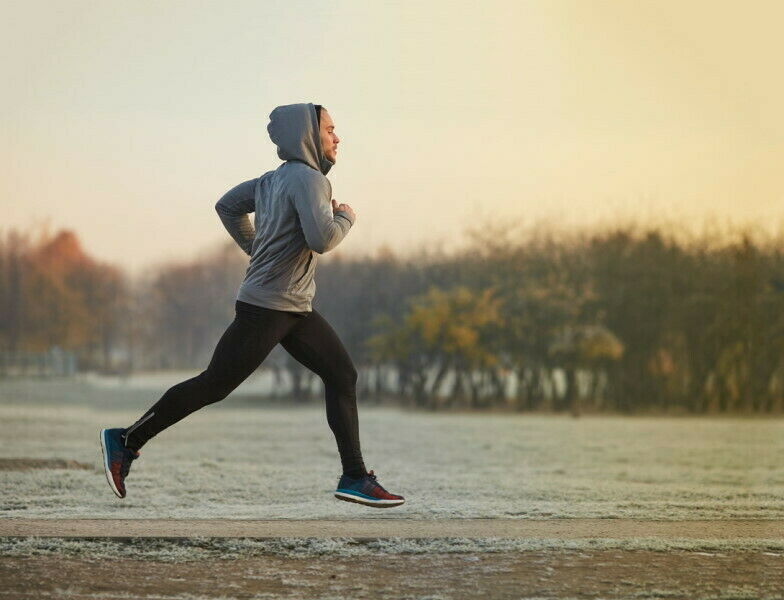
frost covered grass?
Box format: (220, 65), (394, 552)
(1, 377), (783, 521)
(2, 536), (784, 560)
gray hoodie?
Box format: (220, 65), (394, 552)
(214, 103), (354, 312)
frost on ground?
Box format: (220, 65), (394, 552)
(0, 377), (783, 521)
(2, 536), (784, 560)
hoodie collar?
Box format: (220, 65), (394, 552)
(267, 103), (334, 176)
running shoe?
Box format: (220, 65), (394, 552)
(334, 469), (405, 508)
(100, 428), (140, 498)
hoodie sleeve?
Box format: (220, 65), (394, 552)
(214, 178), (257, 256)
(290, 172), (353, 254)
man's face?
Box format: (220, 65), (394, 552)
(319, 109), (339, 163)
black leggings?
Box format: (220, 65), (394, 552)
(123, 300), (366, 477)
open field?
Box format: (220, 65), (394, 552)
(1, 377), (783, 522)
(1, 377), (783, 598)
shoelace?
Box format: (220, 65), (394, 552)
(366, 470), (392, 493)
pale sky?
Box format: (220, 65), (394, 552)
(2, 0), (783, 275)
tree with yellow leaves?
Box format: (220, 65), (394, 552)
(366, 285), (503, 409)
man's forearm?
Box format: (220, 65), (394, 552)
(214, 179), (258, 256)
(216, 210), (255, 256)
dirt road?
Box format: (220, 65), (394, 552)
(2, 519), (782, 599)
(1, 550), (782, 599)
(3, 518), (784, 539)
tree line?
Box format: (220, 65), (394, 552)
(2, 221), (783, 415)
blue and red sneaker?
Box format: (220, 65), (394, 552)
(100, 428), (140, 498)
(334, 469), (405, 508)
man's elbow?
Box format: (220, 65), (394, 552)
(308, 240), (328, 254)
(308, 235), (340, 255)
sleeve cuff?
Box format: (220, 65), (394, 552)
(334, 211), (354, 227)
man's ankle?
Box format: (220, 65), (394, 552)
(342, 470), (366, 480)
(121, 432), (141, 453)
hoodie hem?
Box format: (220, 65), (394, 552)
(237, 285), (313, 312)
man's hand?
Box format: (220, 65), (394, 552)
(332, 198), (356, 223)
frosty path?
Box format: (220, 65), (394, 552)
(2, 518), (783, 539)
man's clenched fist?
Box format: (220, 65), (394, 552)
(332, 198), (356, 223)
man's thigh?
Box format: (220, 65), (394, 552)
(204, 307), (301, 388)
(279, 309), (356, 384)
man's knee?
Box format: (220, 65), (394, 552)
(347, 363), (358, 384)
(326, 362), (357, 390)
(198, 369), (241, 405)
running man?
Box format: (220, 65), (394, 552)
(100, 103), (405, 508)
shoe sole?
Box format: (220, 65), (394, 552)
(99, 429), (124, 499)
(334, 491), (405, 508)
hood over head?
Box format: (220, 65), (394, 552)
(267, 103), (333, 176)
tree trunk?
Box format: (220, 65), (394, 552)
(429, 360), (450, 400)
